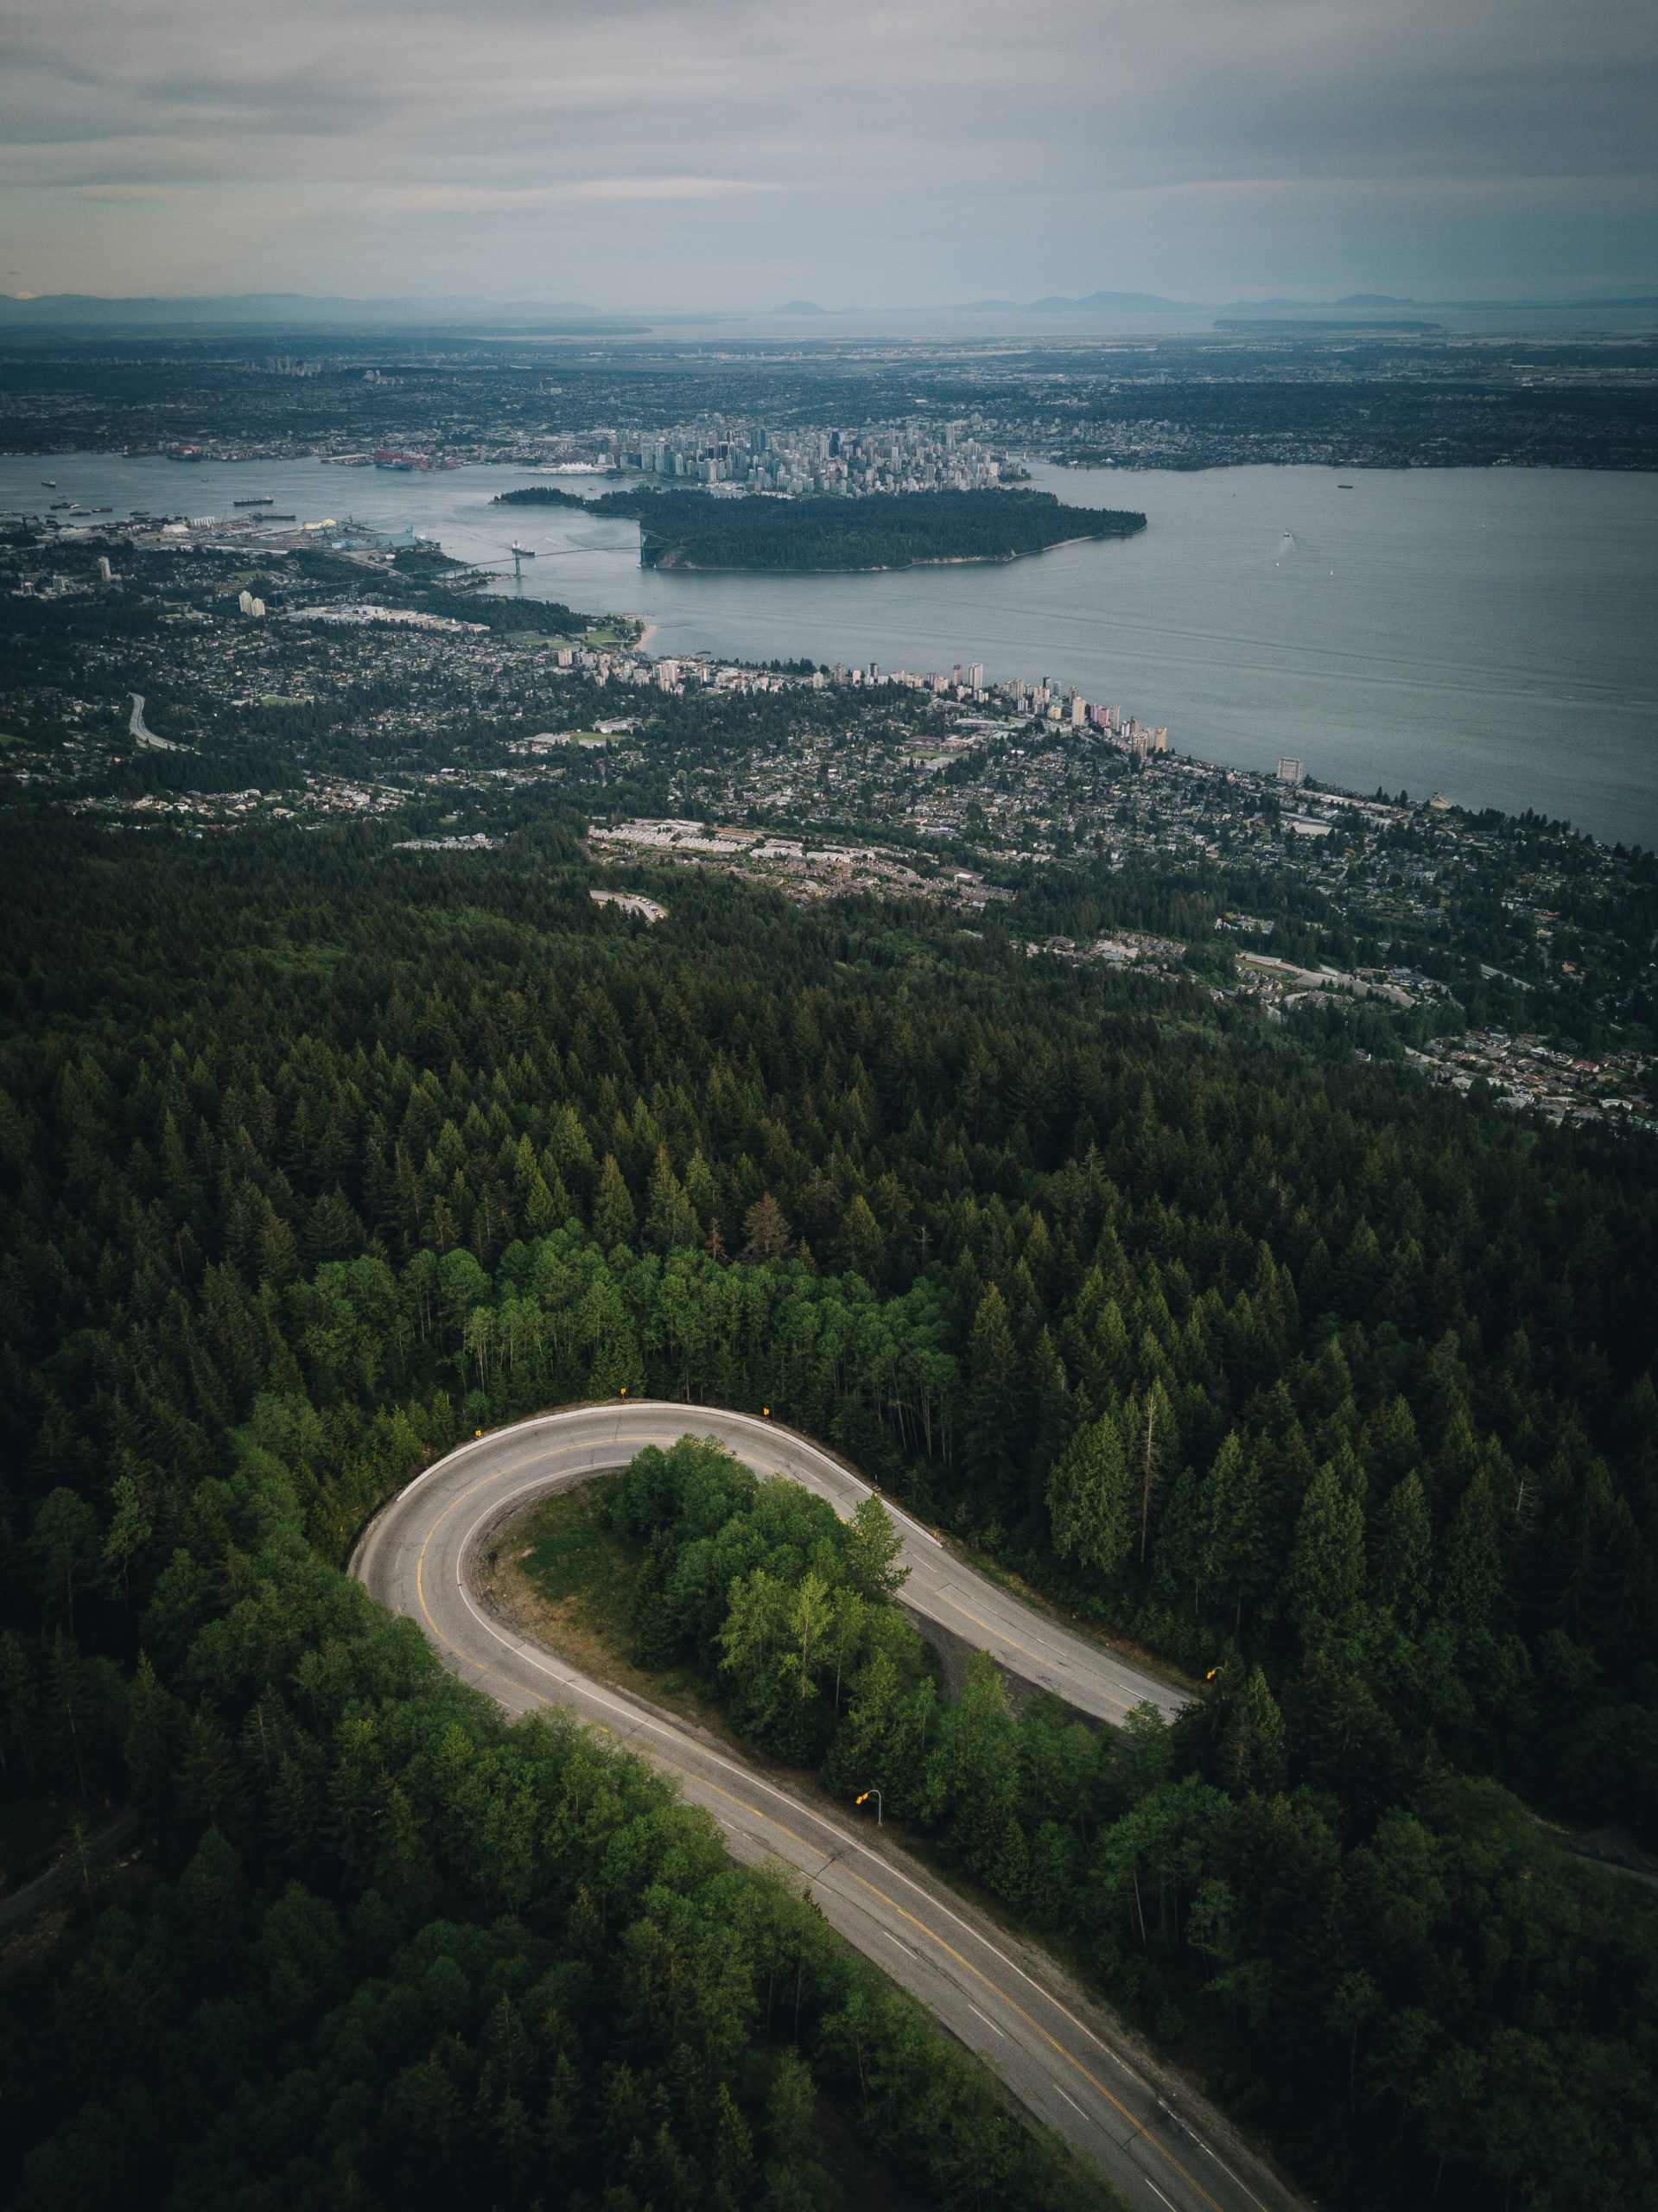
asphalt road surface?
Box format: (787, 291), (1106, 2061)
(353, 1402), (1304, 2212)
(127, 692), (181, 749)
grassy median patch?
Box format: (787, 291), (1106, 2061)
(479, 1481), (738, 1742)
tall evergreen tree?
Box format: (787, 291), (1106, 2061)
(1285, 1462), (1367, 1649)
(1047, 1414), (1134, 1580)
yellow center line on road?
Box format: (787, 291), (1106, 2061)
(410, 1437), (657, 1590)
(402, 1459), (1230, 2212)
(931, 1588), (1051, 1664)
(827, 1859), (1223, 2212)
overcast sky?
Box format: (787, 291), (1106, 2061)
(3, 0), (1655, 306)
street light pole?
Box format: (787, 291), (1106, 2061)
(854, 1788), (883, 1827)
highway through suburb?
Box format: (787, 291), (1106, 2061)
(353, 1401), (1307, 2212)
(127, 692), (182, 750)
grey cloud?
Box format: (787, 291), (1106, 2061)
(0, 0), (1652, 301)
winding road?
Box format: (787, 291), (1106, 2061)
(128, 692), (182, 750)
(353, 1402), (1303, 2212)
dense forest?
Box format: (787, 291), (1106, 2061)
(5, 1497), (1094, 2212)
(581, 488), (1147, 570)
(1, 815), (1655, 2208)
(555, 1435), (1658, 2209)
(494, 486), (595, 508)
(570, 1433), (1658, 2212)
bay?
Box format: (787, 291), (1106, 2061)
(5, 451), (1654, 846)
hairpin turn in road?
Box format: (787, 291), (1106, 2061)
(353, 1402), (1306, 2212)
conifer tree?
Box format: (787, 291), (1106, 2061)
(1286, 1461), (1367, 1647)
(1047, 1414), (1134, 1580)
(1439, 1468), (1502, 1638)
(962, 1283), (1021, 1497)
(740, 1193), (793, 1263)
(124, 1649), (184, 1814)
(593, 1154), (638, 1251)
(29, 1488), (101, 1636)
(1222, 1665), (1288, 1796)
(838, 1192), (885, 1281)
(1197, 1431), (1264, 1633)
(644, 1144), (699, 1252)
(1373, 1470), (1433, 1629)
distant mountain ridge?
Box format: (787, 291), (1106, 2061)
(949, 288), (1658, 316)
(1229, 290), (1658, 313)
(1, 286), (1652, 333)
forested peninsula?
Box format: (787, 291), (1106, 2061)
(492, 485), (590, 508)
(493, 486), (1147, 570)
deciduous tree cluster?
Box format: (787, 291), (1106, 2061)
(598, 1440), (1658, 2211)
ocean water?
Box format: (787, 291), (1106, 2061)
(6, 452), (1654, 845)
